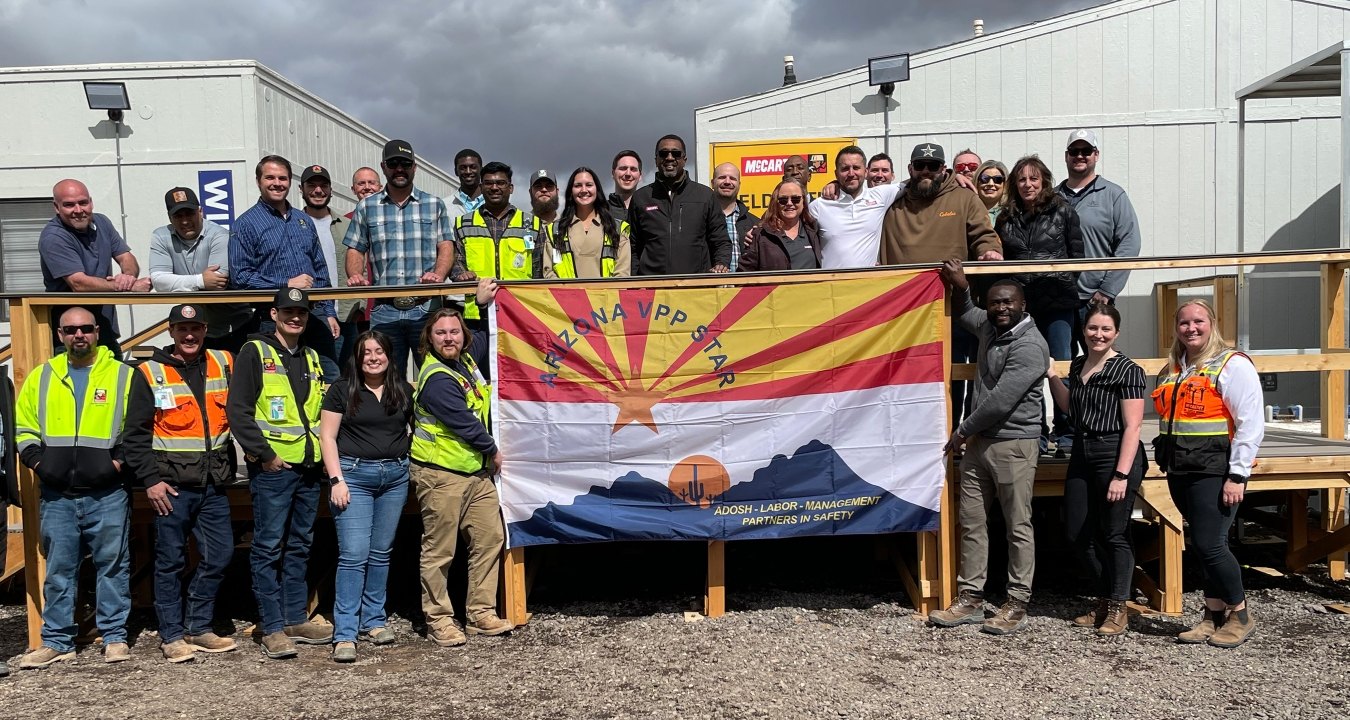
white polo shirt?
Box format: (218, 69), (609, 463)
(811, 182), (904, 269)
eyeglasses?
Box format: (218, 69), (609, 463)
(657, 149), (685, 159)
(954, 162), (979, 173)
(978, 174), (1005, 185)
(481, 179), (510, 188)
(776, 195), (804, 206)
(913, 161), (942, 172)
(60, 324), (97, 335)
(1066, 147), (1096, 158)
(385, 159), (414, 169)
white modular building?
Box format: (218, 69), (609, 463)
(0, 59), (459, 340)
(695, 0), (1350, 413)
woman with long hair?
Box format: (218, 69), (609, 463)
(737, 178), (820, 272)
(974, 159), (1008, 226)
(1046, 304), (1146, 635)
(543, 167), (631, 279)
(319, 330), (414, 662)
(1153, 299), (1264, 648)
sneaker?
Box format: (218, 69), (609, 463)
(260, 631), (299, 659)
(1208, 608), (1256, 648)
(429, 622), (467, 648)
(466, 614), (514, 636)
(332, 641), (357, 663)
(284, 621), (334, 645)
(1097, 600), (1130, 637)
(929, 591), (986, 627)
(19, 646), (74, 669)
(1072, 598), (1108, 628)
(981, 599), (1029, 635)
(185, 632), (238, 653)
(104, 642), (131, 663)
(360, 627), (396, 646)
(161, 639), (197, 663)
(1177, 609), (1225, 644)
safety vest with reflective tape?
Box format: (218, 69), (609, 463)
(15, 346), (134, 454)
(411, 353), (491, 474)
(550, 220), (626, 279)
(1152, 348), (1243, 475)
(455, 208), (543, 319)
(249, 340), (322, 464)
(137, 349), (232, 453)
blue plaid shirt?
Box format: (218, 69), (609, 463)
(229, 199), (335, 318)
(343, 187), (454, 287)
(724, 208), (743, 272)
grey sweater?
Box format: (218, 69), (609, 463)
(955, 289), (1050, 440)
(1056, 176), (1140, 300)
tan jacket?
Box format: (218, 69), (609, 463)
(879, 173), (1000, 265)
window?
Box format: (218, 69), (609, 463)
(0, 199), (53, 321)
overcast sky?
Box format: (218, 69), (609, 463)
(0, 0), (1107, 193)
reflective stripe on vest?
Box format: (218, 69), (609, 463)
(249, 340), (323, 463)
(411, 353), (491, 473)
(1153, 349), (1241, 438)
(551, 222), (620, 279)
(138, 349), (232, 453)
(456, 209), (539, 319)
(21, 350), (133, 451)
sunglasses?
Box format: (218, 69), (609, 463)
(978, 174), (1005, 185)
(913, 161), (942, 172)
(385, 159), (414, 168)
(776, 195), (804, 206)
(60, 324), (97, 335)
(1066, 147), (1096, 158)
(657, 149), (685, 159)
(954, 162), (979, 173)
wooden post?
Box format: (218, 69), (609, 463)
(1156, 284), (1179, 356)
(12, 298), (52, 651)
(1287, 490), (1310, 572)
(502, 547), (529, 627)
(1325, 483), (1348, 581)
(704, 540), (725, 617)
(1214, 276), (1238, 347)
(935, 282), (957, 612)
(1321, 262), (1347, 440)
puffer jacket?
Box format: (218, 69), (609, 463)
(995, 196), (1084, 313)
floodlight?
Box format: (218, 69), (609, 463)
(868, 53), (909, 86)
(83, 81), (130, 112)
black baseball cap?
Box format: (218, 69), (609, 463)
(300, 165), (331, 184)
(910, 143), (946, 164)
(273, 287), (311, 311)
(165, 187), (200, 215)
(383, 140), (415, 163)
(167, 304), (206, 326)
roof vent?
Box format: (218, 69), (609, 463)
(973, 18), (984, 37)
(783, 55), (797, 86)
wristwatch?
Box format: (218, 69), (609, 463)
(1111, 470), (1130, 481)
(1226, 473), (1248, 485)
(328, 476), (344, 486)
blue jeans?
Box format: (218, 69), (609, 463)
(153, 483), (234, 642)
(248, 464), (322, 634)
(1034, 308), (1075, 450)
(370, 302), (430, 379)
(332, 456), (410, 642)
(39, 486), (130, 652)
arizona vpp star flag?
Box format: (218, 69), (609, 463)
(490, 270), (947, 547)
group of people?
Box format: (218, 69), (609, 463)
(5, 127), (1265, 677)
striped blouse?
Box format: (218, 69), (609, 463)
(1068, 353), (1146, 434)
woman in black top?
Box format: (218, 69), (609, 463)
(1047, 304), (1146, 636)
(318, 330), (413, 662)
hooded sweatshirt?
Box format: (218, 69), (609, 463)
(954, 288), (1050, 440)
(880, 172), (1001, 265)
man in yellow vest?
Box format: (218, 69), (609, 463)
(16, 306), (136, 669)
(225, 288), (330, 658)
(123, 304), (238, 663)
(450, 161), (545, 327)
(412, 279), (513, 646)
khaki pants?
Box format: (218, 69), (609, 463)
(411, 464), (505, 630)
(956, 435), (1039, 603)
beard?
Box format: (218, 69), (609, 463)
(534, 196), (560, 216)
(908, 176), (941, 201)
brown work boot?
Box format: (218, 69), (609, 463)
(466, 614), (514, 636)
(981, 599), (1029, 635)
(1072, 598), (1109, 628)
(332, 641), (357, 663)
(104, 642), (131, 663)
(1096, 600), (1129, 636)
(161, 639), (197, 664)
(284, 621), (334, 645)
(185, 632), (238, 653)
(259, 631), (298, 659)
(929, 591), (986, 627)
(429, 622), (467, 648)
(19, 646), (75, 669)
(1208, 608), (1256, 648)
(1177, 609), (1225, 644)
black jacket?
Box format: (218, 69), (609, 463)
(737, 222), (821, 272)
(225, 332), (321, 467)
(995, 196), (1085, 313)
(124, 347), (236, 489)
(1, 374), (16, 507)
(627, 174), (732, 275)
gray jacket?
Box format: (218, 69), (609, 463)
(956, 289), (1049, 440)
(1056, 176), (1140, 300)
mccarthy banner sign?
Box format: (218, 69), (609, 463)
(490, 271), (947, 547)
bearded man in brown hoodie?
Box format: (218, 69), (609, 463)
(880, 143), (1002, 265)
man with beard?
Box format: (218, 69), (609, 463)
(627, 134), (731, 275)
(451, 149), (484, 220)
(529, 170), (560, 227)
(712, 162), (756, 272)
(867, 153), (895, 187)
(451, 161), (546, 332)
(806, 146), (903, 269)
(344, 140), (455, 378)
(879, 143), (1001, 266)
(931, 260), (1048, 637)
(300, 165), (346, 379)
(16, 307), (137, 668)
(608, 150), (642, 218)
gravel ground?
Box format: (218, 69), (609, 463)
(0, 560), (1347, 720)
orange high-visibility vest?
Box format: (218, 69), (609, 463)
(137, 349), (233, 453)
(1151, 348), (1242, 475)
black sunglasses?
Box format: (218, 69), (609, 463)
(978, 174), (1005, 185)
(912, 161), (942, 172)
(60, 324), (97, 335)
(385, 158), (414, 168)
(657, 149), (685, 159)
(776, 195), (804, 205)
(1066, 147), (1096, 158)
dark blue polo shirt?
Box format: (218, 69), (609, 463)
(39, 212), (130, 334)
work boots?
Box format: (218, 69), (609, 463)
(1208, 608), (1256, 648)
(981, 599), (1029, 635)
(1072, 598), (1109, 628)
(929, 591), (986, 627)
(1096, 600), (1129, 636)
(1177, 609), (1226, 644)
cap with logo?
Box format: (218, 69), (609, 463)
(273, 287), (311, 310)
(910, 143), (946, 164)
(300, 165), (331, 184)
(164, 187), (200, 215)
(529, 169), (555, 188)
(168, 304), (206, 326)
(383, 140), (415, 163)
(1066, 129), (1100, 150)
